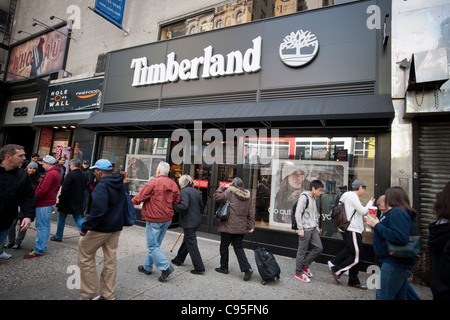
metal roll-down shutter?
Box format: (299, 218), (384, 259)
(417, 122), (450, 245)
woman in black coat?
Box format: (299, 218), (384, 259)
(429, 181), (450, 300)
(172, 175), (205, 274)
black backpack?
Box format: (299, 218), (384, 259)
(330, 192), (356, 231)
(254, 246), (281, 285)
(291, 194), (309, 230)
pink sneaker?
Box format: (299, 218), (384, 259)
(302, 267), (313, 277)
(295, 273), (311, 283)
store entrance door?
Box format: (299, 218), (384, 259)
(188, 162), (237, 234)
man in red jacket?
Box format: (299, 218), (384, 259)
(24, 155), (61, 259)
(132, 161), (180, 282)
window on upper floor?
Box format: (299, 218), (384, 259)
(159, 0), (360, 40)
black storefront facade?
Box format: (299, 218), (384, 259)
(79, 0), (393, 265)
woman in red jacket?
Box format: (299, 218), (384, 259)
(24, 155), (61, 259)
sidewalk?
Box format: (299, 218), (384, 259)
(0, 221), (433, 301)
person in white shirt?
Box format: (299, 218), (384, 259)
(329, 179), (375, 290)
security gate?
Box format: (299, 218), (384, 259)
(415, 121), (450, 246)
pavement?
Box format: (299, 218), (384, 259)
(0, 216), (433, 307)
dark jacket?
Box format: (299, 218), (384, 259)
(372, 207), (417, 269)
(0, 166), (36, 230)
(173, 185), (203, 229)
(132, 174), (180, 223)
(213, 185), (254, 234)
(58, 168), (87, 215)
(428, 219), (450, 300)
(82, 167), (95, 190)
(81, 173), (126, 234)
(35, 165), (61, 207)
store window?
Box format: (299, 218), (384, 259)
(51, 129), (71, 155)
(243, 135), (376, 243)
(99, 136), (170, 196)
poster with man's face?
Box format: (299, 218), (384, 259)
(125, 155), (165, 196)
(269, 159), (348, 228)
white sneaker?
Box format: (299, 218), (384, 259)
(0, 251), (12, 261)
(302, 267), (313, 278)
(79, 295), (101, 300)
(327, 260), (334, 271)
(327, 260), (349, 276)
(295, 273), (311, 283)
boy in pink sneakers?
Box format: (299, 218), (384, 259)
(294, 180), (324, 283)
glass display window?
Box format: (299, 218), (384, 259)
(99, 136), (169, 197)
(243, 135), (376, 243)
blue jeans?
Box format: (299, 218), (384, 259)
(143, 220), (171, 272)
(34, 205), (55, 255)
(376, 262), (410, 300)
(54, 212), (84, 240)
(0, 228), (11, 254)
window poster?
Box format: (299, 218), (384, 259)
(124, 154), (165, 196)
(269, 159), (348, 228)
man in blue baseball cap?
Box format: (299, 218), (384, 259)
(77, 159), (127, 300)
(89, 159), (114, 170)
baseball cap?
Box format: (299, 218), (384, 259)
(352, 179), (367, 190)
(42, 155), (57, 165)
(90, 159), (113, 170)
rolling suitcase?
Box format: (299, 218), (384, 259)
(254, 246), (281, 285)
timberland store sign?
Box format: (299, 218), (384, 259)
(103, 1), (376, 105)
(131, 37), (263, 86)
(130, 29), (320, 87)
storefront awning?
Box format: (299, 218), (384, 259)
(78, 94), (394, 131)
(32, 111), (97, 126)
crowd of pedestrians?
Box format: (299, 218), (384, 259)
(1, 143), (449, 300)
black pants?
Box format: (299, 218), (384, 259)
(331, 231), (364, 285)
(173, 227), (205, 272)
(219, 233), (252, 272)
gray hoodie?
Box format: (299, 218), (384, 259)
(295, 191), (319, 235)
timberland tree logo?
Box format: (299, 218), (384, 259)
(279, 29), (319, 67)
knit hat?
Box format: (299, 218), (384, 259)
(42, 155), (57, 165)
(26, 162), (39, 169)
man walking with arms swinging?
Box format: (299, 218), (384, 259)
(77, 159), (127, 300)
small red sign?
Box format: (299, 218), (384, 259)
(193, 179), (209, 188)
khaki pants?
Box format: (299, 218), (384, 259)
(77, 230), (121, 300)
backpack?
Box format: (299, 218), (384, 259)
(330, 192), (356, 231)
(254, 246), (281, 285)
(291, 194), (309, 230)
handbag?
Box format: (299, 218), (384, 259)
(124, 192), (137, 226)
(215, 191), (232, 221)
(385, 211), (421, 259)
(386, 235), (421, 259)
(411, 244), (432, 285)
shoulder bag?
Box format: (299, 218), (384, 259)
(385, 210), (421, 259)
(124, 191), (137, 226)
(215, 190), (232, 221)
